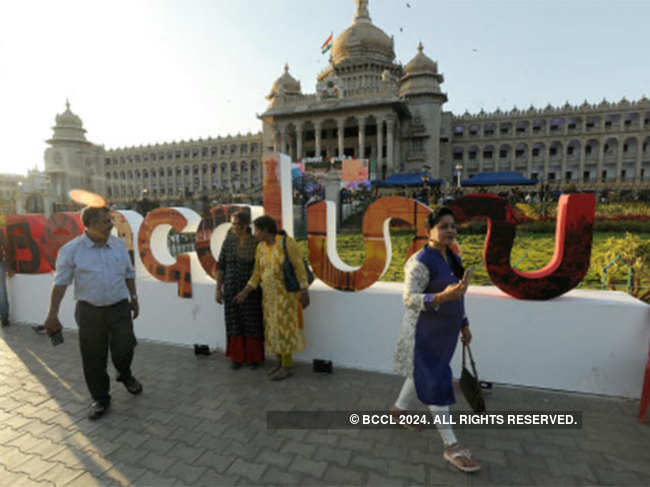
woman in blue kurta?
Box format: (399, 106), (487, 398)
(392, 207), (480, 473)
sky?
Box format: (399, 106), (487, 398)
(1, 0), (649, 176)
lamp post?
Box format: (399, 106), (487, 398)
(454, 163), (463, 189)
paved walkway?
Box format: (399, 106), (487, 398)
(1, 322), (649, 487)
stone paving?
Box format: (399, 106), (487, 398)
(1, 322), (649, 487)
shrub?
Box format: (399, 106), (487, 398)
(592, 232), (650, 301)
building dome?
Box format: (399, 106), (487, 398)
(267, 64), (302, 100)
(48, 99), (88, 144)
(399, 43), (446, 101)
(55, 99), (83, 128)
(331, 0), (395, 65)
(404, 42), (437, 75)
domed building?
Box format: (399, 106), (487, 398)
(43, 100), (105, 206)
(259, 0), (449, 179)
(35, 0), (650, 210)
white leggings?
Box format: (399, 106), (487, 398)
(395, 377), (457, 447)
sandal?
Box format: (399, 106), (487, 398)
(390, 406), (421, 432)
(270, 367), (293, 381)
(266, 364), (282, 377)
(443, 444), (480, 473)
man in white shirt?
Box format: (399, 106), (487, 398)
(44, 206), (142, 420)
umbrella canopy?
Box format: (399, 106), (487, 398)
(461, 171), (538, 186)
(372, 172), (442, 187)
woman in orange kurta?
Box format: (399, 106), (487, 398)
(234, 215), (310, 381)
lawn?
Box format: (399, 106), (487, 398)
(295, 231), (650, 292)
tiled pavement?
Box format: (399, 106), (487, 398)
(1, 322), (649, 487)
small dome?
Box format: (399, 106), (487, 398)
(267, 64), (301, 99)
(331, 0), (394, 65)
(55, 99), (83, 128)
(404, 43), (437, 74)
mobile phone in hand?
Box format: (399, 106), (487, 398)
(462, 266), (475, 285)
(50, 330), (64, 346)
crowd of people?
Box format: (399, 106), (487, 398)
(36, 203), (480, 473)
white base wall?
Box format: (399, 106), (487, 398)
(9, 274), (649, 399)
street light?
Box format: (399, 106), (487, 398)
(454, 163), (463, 189)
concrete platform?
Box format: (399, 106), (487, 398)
(1, 322), (649, 486)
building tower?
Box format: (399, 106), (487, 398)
(43, 100), (105, 205)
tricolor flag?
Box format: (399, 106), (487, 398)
(321, 32), (333, 54)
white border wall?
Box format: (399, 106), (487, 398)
(8, 273), (648, 399)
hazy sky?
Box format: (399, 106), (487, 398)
(1, 0), (649, 175)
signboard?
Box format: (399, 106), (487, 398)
(341, 159), (369, 183)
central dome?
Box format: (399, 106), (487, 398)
(331, 0), (395, 65)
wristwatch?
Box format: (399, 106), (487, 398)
(130, 294), (138, 300)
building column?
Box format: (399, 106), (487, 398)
(337, 119), (345, 157)
(636, 137), (643, 181)
(597, 139), (605, 182)
(358, 119), (366, 158)
(561, 148), (568, 183)
(314, 120), (322, 158)
(478, 145), (484, 173)
(296, 124), (303, 161)
(544, 146), (550, 181)
(616, 137), (623, 183)
(386, 118), (395, 172)
(278, 127), (285, 155)
(578, 140), (585, 184)
(376, 118), (384, 169)
(273, 127), (279, 152)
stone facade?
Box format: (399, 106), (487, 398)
(27, 0), (650, 209)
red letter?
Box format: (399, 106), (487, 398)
(450, 193), (595, 300)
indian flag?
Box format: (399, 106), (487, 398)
(321, 32), (333, 54)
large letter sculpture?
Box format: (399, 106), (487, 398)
(6, 214), (52, 274)
(137, 207), (200, 298)
(307, 196), (431, 291)
(262, 152), (293, 235)
(41, 212), (84, 269)
(449, 193), (595, 300)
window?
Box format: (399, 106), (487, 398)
(175, 151), (181, 159)
(550, 148), (557, 156)
(468, 152), (477, 160)
(583, 171), (590, 180)
(499, 150), (507, 158)
(586, 146), (592, 155)
(548, 172), (556, 180)
(532, 148), (540, 157)
(623, 144), (628, 152)
(240, 144), (248, 154)
(621, 169), (626, 179)
(567, 147), (574, 155)
(601, 170), (607, 182)
(192, 149), (199, 158)
(565, 171), (572, 181)
(453, 152), (462, 161)
(515, 149), (524, 158)
(531, 172), (538, 180)
(483, 150), (493, 159)
(251, 143), (259, 152)
(202, 147), (208, 157)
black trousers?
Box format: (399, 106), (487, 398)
(75, 299), (137, 405)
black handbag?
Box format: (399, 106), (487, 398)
(282, 236), (315, 292)
(459, 343), (486, 413)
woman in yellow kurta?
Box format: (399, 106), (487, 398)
(234, 215), (310, 381)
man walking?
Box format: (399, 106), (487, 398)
(44, 206), (142, 420)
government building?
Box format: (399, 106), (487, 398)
(18, 0), (650, 211)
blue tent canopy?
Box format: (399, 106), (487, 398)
(461, 171), (538, 187)
(372, 172), (442, 187)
